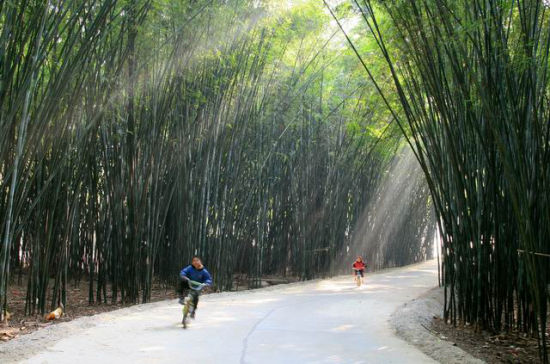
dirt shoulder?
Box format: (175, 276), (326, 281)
(391, 287), (483, 364)
(431, 307), (539, 363)
(1, 280), (177, 343)
(391, 287), (540, 364)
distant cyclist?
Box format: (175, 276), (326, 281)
(177, 256), (212, 318)
(352, 256), (366, 285)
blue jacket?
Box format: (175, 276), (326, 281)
(180, 265), (213, 285)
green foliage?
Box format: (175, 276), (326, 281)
(347, 0), (550, 358)
(0, 0), (428, 322)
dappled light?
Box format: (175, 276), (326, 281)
(329, 324), (355, 332)
(0, 0), (548, 362)
(314, 280), (358, 292)
(139, 346), (165, 352)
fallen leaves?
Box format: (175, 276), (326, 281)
(431, 317), (541, 363)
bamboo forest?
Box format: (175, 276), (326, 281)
(1, 0), (549, 362)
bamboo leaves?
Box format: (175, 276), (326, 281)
(345, 0), (550, 359)
(0, 0), (433, 330)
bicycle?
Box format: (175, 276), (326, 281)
(182, 279), (206, 329)
(353, 269), (363, 287)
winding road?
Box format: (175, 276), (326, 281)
(10, 260), (438, 364)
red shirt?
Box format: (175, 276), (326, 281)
(353, 261), (366, 270)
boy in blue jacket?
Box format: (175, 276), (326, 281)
(178, 256), (212, 318)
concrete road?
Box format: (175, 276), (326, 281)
(23, 260), (438, 364)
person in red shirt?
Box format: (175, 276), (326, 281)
(352, 256), (366, 285)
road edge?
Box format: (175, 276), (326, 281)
(1, 261), (437, 363)
(390, 287), (485, 364)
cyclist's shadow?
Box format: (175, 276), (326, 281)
(145, 324), (184, 332)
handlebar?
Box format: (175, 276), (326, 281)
(187, 279), (207, 291)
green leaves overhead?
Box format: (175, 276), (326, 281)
(0, 0), (431, 323)
(344, 0), (550, 359)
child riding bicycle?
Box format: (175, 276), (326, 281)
(177, 256), (212, 318)
(352, 256), (366, 285)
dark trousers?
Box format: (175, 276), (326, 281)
(177, 278), (200, 311)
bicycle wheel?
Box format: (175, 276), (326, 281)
(182, 297), (190, 328)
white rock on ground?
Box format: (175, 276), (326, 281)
(0, 259), (462, 364)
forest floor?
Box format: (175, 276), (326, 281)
(1, 260), (438, 363)
(431, 314), (540, 363)
(1, 281), (177, 342)
(0, 274), (299, 343)
(391, 284), (540, 363)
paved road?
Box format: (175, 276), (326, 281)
(23, 260), (438, 364)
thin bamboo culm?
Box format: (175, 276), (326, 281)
(350, 0), (550, 360)
(0, 0), (435, 323)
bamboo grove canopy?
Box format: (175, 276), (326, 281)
(0, 0), (434, 324)
(326, 0), (550, 360)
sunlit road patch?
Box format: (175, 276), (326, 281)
(20, 261), (438, 364)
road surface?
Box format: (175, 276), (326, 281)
(20, 260), (438, 364)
